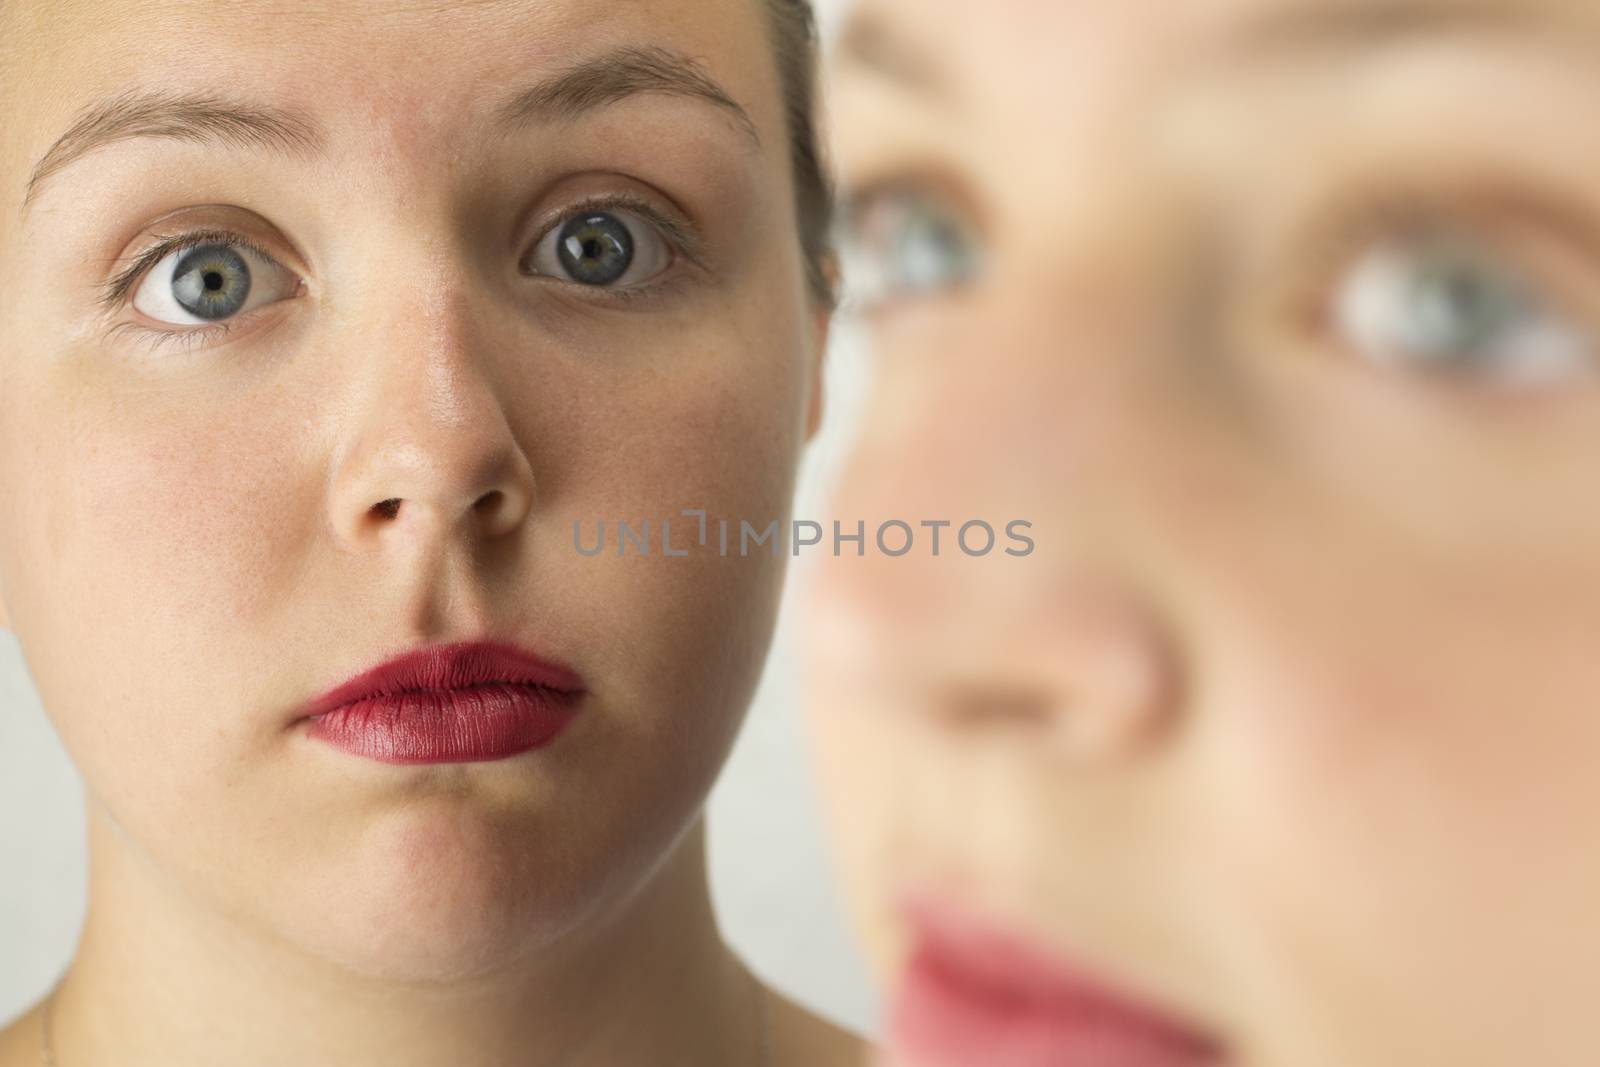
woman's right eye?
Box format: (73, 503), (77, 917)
(131, 241), (301, 327)
(837, 187), (982, 313)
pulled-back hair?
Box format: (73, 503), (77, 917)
(763, 0), (835, 307)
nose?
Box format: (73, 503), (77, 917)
(814, 268), (1188, 764)
(324, 276), (537, 552)
(812, 557), (1182, 765)
(927, 579), (1180, 762)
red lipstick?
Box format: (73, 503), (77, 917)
(301, 640), (585, 764)
(891, 893), (1225, 1067)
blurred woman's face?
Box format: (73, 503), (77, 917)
(0, 0), (821, 981)
(809, 1), (1600, 1065)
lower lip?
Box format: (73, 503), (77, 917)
(305, 684), (580, 764)
(891, 906), (1221, 1067)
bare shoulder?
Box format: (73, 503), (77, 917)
(767, 986), (874, 1067)
(0, 1004), (44, 1067)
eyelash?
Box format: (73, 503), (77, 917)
(99, 194), (702, 351)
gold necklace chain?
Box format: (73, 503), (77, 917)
(42, 972), (774, 1067)
(38, 985), (57, 1067)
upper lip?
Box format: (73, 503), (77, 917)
(298, 639), (587, 720)
(899, 888), (1227, 1057)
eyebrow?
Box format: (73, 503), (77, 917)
(496, 44), (760, 145)
(23, 90), (322, 210)
(22, 45), (758, 214)
(1206, 0), (1596, 66)
(833, 9), (949, 99)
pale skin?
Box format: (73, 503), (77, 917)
(0, 1), (862, 1065)
(808, 1), (1600, 1065)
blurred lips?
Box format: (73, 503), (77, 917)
(891, 892), (1226, 1067)
(299, 640), (586, 765)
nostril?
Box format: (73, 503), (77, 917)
(473, 489), (504, 514)
(934, 683), (1057, 731)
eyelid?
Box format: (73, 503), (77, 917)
(104, 318), (238, 355)
(838, 163), (986, 231)
(839, 176), (931, 234)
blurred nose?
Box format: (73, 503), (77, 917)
(323, 266), (536, 553)
(815, 266), (1186, 764)
(813, 566), (1180, 765)
(935, 584), (1177, 764)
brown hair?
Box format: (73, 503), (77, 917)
(762, 0), (836, 308)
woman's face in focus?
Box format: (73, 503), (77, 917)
(0, 0), (822, 980)
(809, 1), (1600, 1065)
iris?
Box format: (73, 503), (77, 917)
(557, 213), (635, 286)
(169, 244), (252, 321)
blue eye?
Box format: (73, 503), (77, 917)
(556, 214), (634, 285)
(171, 244), (250, 320)
(1333, 231), (1594, 385)
(838, 188), (981, 312)
(525, 208), (673, 288)
(131, 240), (299, 327)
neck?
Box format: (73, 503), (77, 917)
(49, 805), (759, 1067)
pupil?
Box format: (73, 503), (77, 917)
(1417, 263), (1511, 355)
(204, 271), (224, 291)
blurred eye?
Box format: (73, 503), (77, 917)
(838, 187), (981, 312)
(524, 209), (673, 288)
(1333, 230), (1593, 385)
(132, 241), (299, 326)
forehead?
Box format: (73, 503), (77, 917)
(829, 0), (1600, 205)
(9, 0), (770, 72)
(0, 0), (780, 196)
(836, 0), (1594, 99)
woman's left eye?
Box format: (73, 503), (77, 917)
(524, 208), (673, 288)
(1332, 230), (1595, 385)
(131, 241), (300, 327)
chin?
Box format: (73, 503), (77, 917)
(265, 799), (619, 984)
(312, 906), (548, 986)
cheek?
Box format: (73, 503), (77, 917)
(517, 308), (815, 788)
(1185, 539), (1600, 1047)
(9, 393), (308, 824)
(77, 420), (302, 619)
(10, 380), (296, 677)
